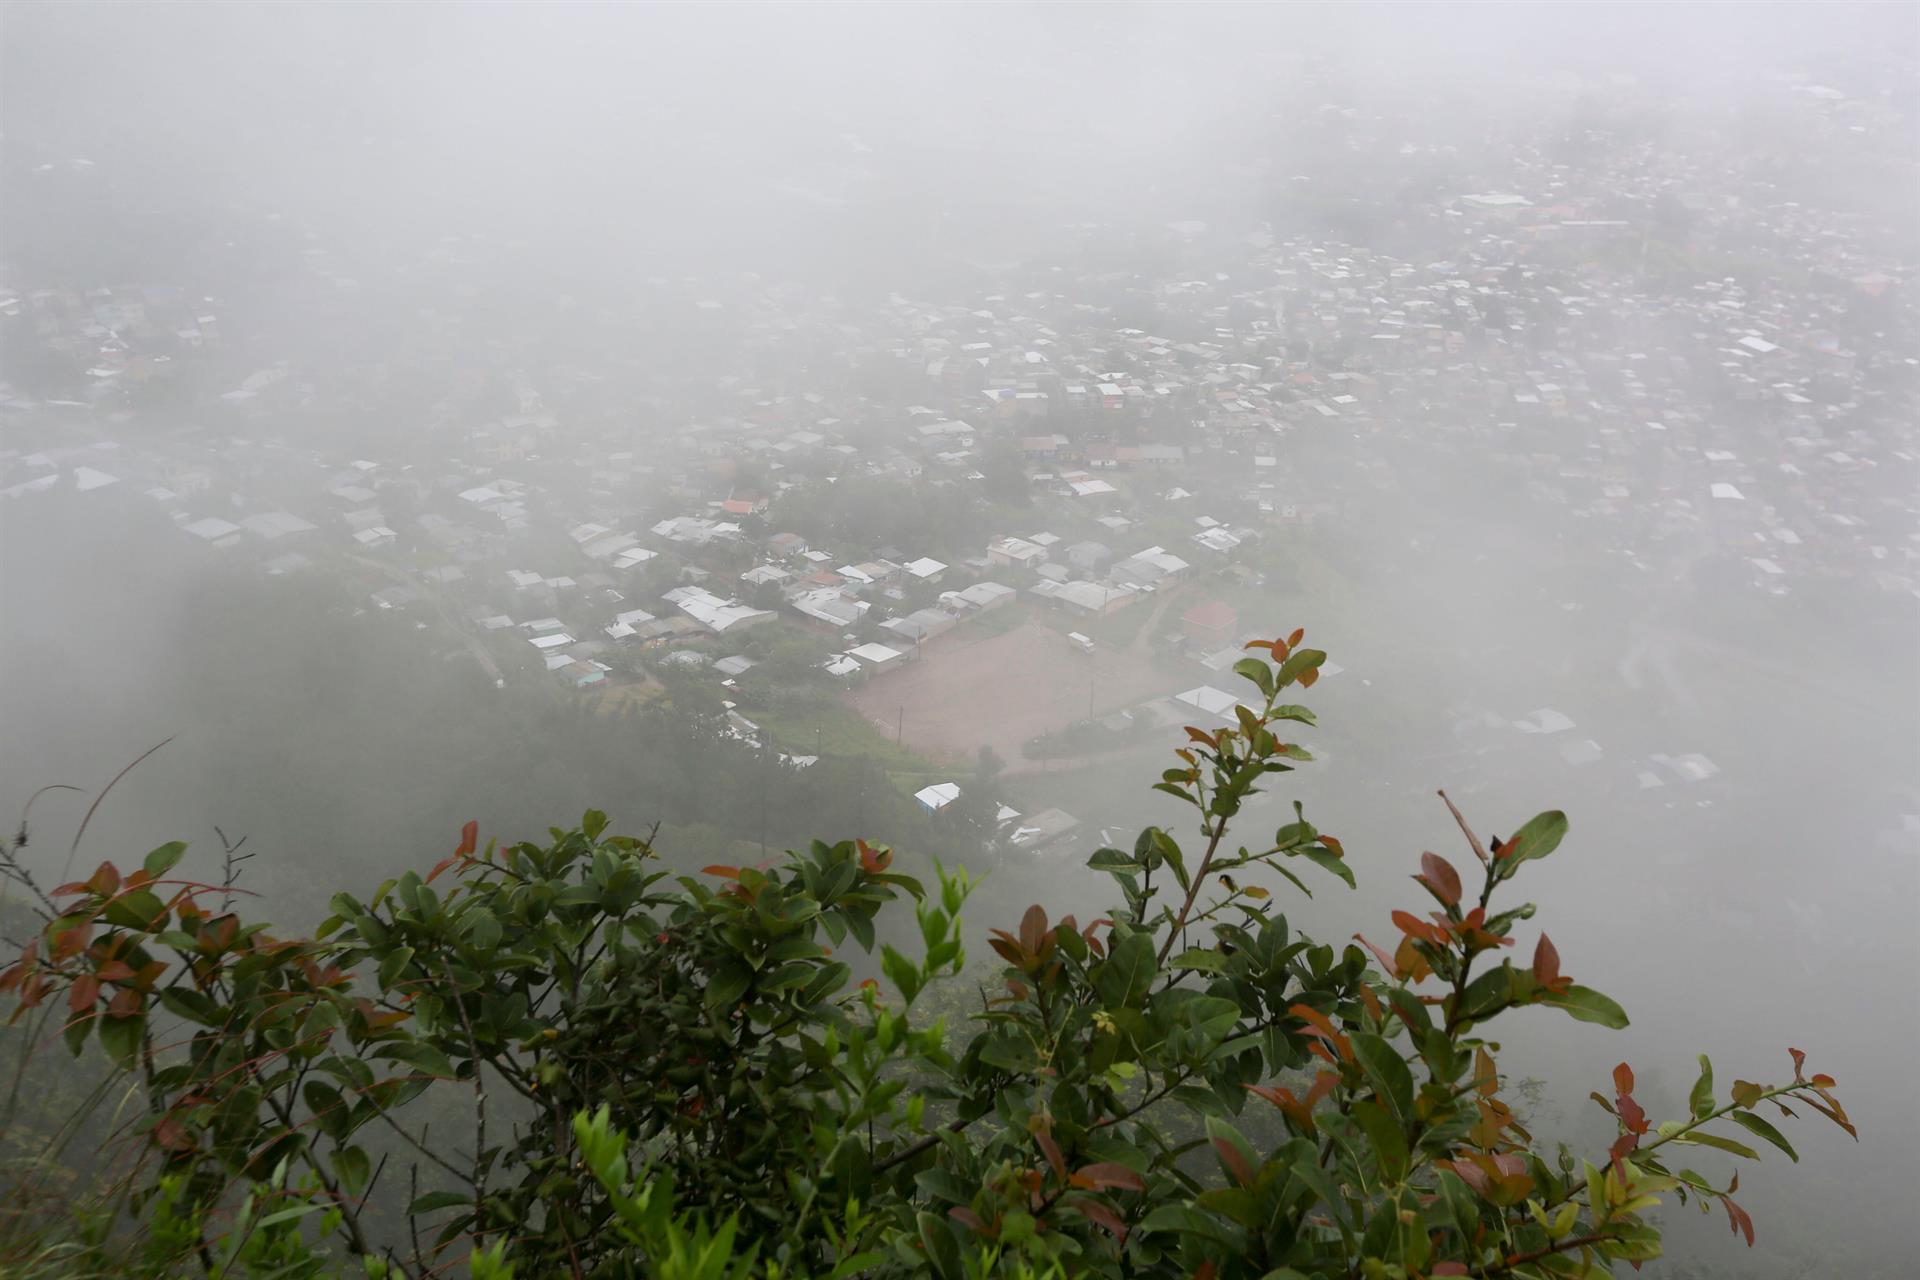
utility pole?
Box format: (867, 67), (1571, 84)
(896, 705), (904, 747)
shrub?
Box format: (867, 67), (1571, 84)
(0, 630), (1852, 1278)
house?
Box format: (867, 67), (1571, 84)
(789, 586), (869, 628)
(903, 557), (948, 583)
(1182, 601), (1240, 645)
(986, 536), (1048, 569)
(881, 607), (959, 645)
(1111, 545), (1191, 585)
(1065, 541), (1113, 573)
(1175, 685), (1252, 724)
(662, 585), (777, 635)
(1009, 807), (1081, 851)
(915, 782), (962, 812)
(947, 581), (1017, 612)
(741, 564), (792, 588)
(1031, 579), (1134, 615)
(847, 642), (907, 672)
(767, 531), (809, 558)
(183, 516), (243, 547)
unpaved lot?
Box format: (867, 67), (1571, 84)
(845, 620), (1170, 764)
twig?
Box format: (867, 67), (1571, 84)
(440, 959), (490, 1221)
(62, 737), (175, 884)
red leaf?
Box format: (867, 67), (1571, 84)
(107, 987), (141, 1018)
(67, 973), (101, 1015)
(1297, 667), (1319, 688)
(948, 1206), (985, 1234)
(857, 839), (891, 873)
(455, 820), (478, 858)
(702, 865), (742, 880)
(1723, 1196), (1756, 1247)
(1194, 1260), (1218, 1280)
(1613, 1062), (1635, 1096)
(1019, 904), (1048, 955)
(1211, 1135), (1255, 1187)
(1532, 934), (1561, 986)
(1072, 1161), (1145, 1192)
(1353, 933), (1401, 980)
(1418, 852), (1462, 907)
(425, 855), (460, 885)
(85, 862), (121, 898)
(1788, 1047), (1806, 1083)
(51, 922), (92, 961)
(1286, 628), (1305, 650)
(1036, 1128), (1066, 1179)
(1433, 1266), (1469, 1277)
(153, 1111), (195, 1153)
(1809, 1073), (1836, 1089)
(1067, 1196), (1128, 1242)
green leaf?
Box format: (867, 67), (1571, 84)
(916, 1212), (961, 1280)
(1093, 931), (1158, 1009)
(303, 1081), (347, 1140)
(378, 1043), (455, 1079)
(1539, 984), (1630, 1029)
(1353, 1032), (1415, 1122)
(1690, 1054), (1715, 1120)
(706, 963), (752, 1011)
(1269, 704), (1317, 725)
(581, 809), (608, 842)
(1171, 949), (1227, 973)
(332, 1146), (370, 1195)
(465, 909), (502, 951)
(1276, 648), (1326, 688)
(1289, 845), (1354, 889)
(142, 842), (187, 878)
(1728, 1110), (1798, 1163)
(98, 1013), (143, 1068)
(102, 888), (165, 930)
(1497, 810), (1568, 872)
(158, 987), (221, 1026)
(409, 1190), (473, 1215)
(1233, 658), (1277, 699)
(1352, 1098), (1409, 1183)
(1672, 1129), (1759, 1160)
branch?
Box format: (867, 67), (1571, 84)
(1468, 1232), (1614, 1277)
(63, 737), (175, 884)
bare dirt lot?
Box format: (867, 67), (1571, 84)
(845, 619), (1172, 765)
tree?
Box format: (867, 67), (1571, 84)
(0, 631), (1853, 1278)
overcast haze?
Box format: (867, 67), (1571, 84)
(3, 2), (1917, 1275)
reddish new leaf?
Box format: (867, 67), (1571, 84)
(1036, 1128), (1066, 1180)
(1072, 1161), (1145, 1192)
(67, 973), (100, 1015)
(1532, 933), (1562, 987)
(1614, 1062), (1635, 1096)
(1418, 852), (1463, 907)
(1067, 1196), (1129, 1242)
(1788, 1047), (1806, 1083)
(1724, 1196), (1756, 1247)
(1019, 904), (1048, 955)
(1211, 1135), (1255, 1188)
(455, 820), (478, 858)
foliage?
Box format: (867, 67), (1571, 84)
(0, 630), (1853, 1278)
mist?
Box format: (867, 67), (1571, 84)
(3, 2), (1916, 1274)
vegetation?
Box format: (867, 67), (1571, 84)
(0, 631), (1852, 1278)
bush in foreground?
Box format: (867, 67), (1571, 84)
(0, 630), (1853, 1278)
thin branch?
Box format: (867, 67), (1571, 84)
(62, 737), (175, 883)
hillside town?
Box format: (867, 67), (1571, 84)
(4, 70), (1915, 859)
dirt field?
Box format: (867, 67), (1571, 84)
(845, 620), (1171, 765)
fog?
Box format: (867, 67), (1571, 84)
(3, 2), (1916, 1274)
